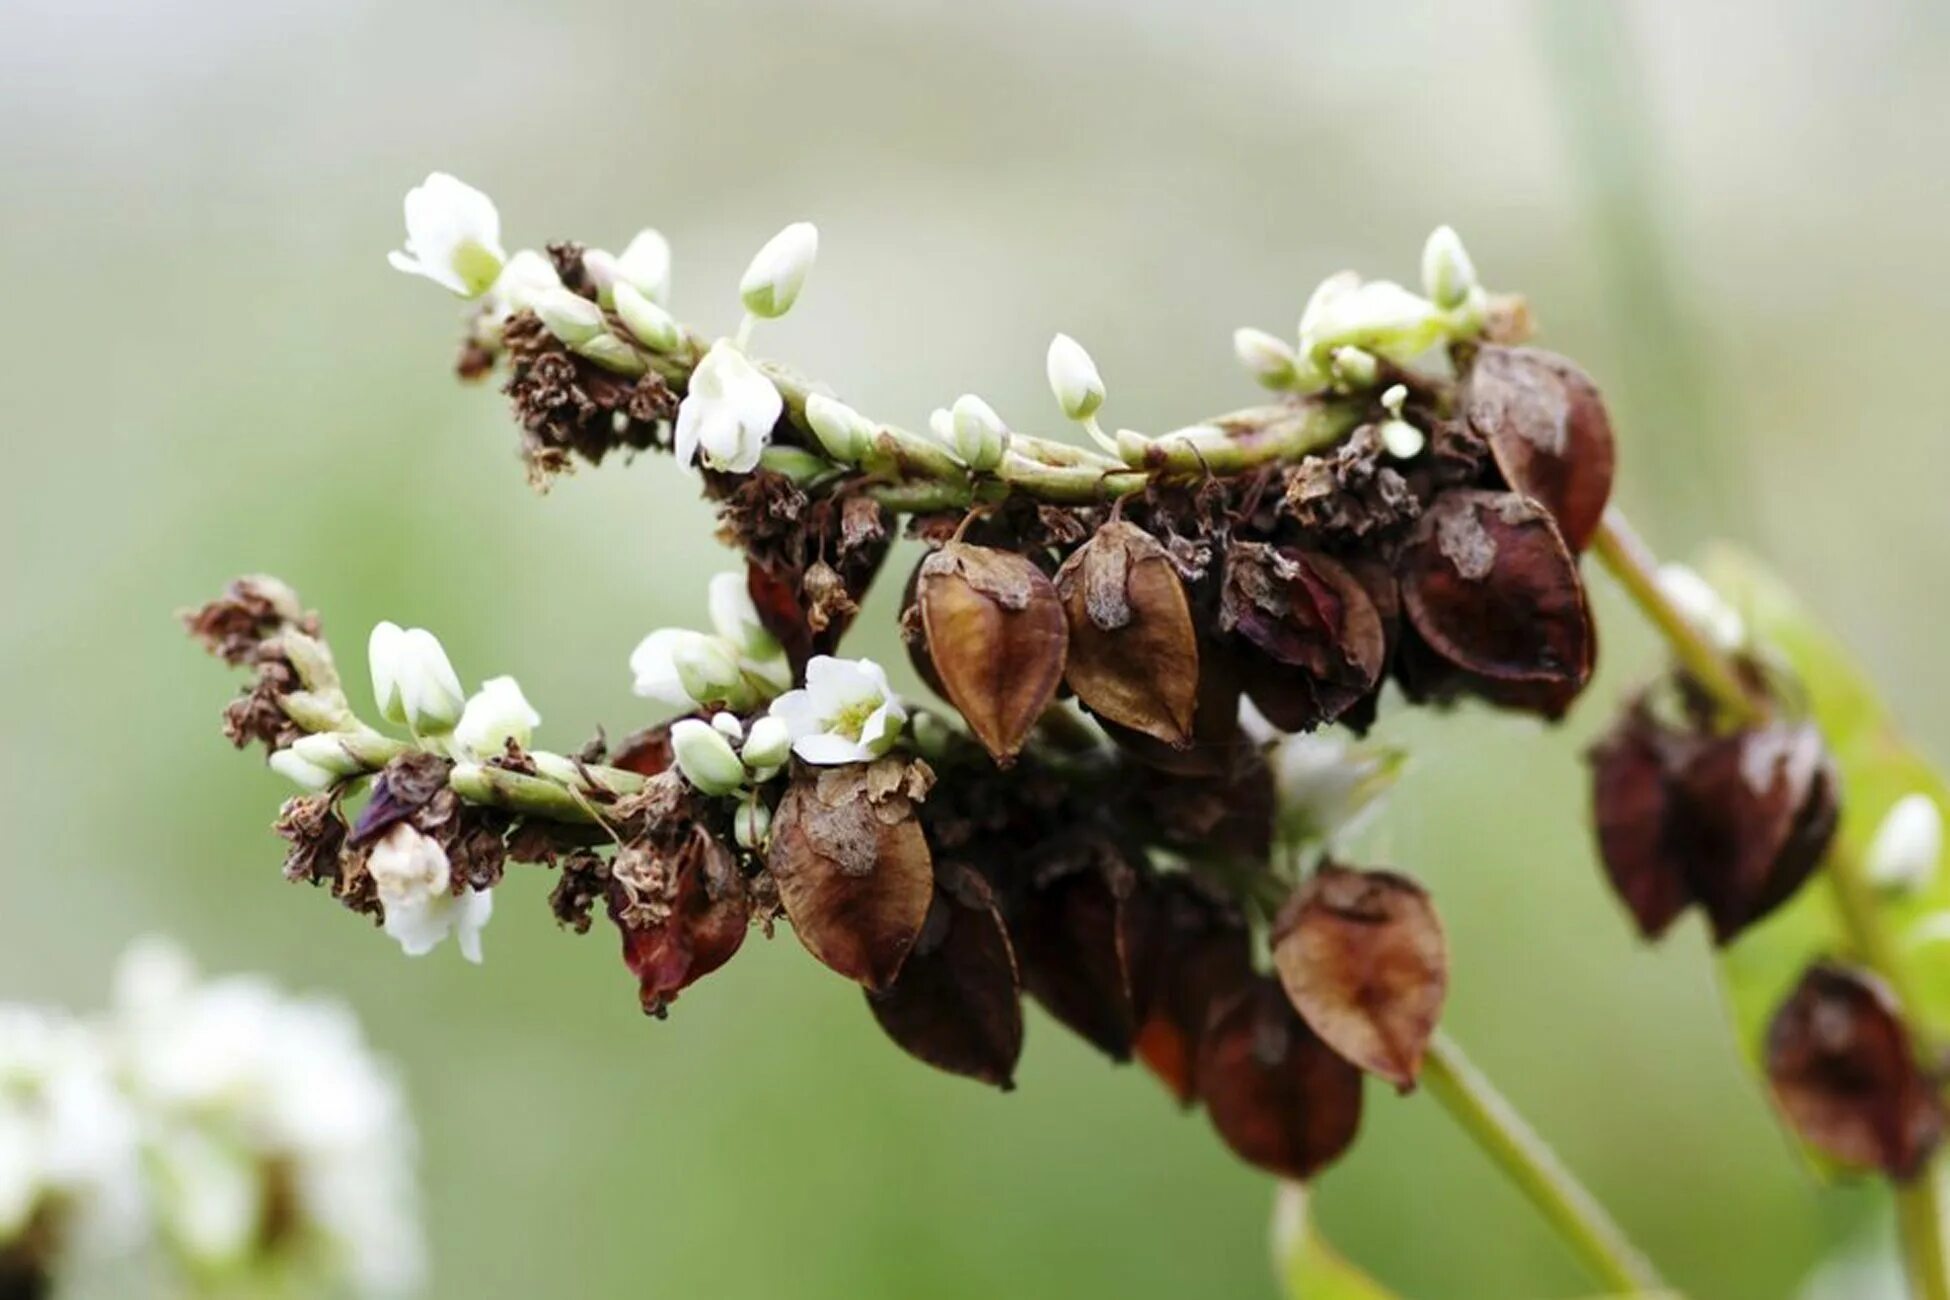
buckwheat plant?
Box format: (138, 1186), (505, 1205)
(182, 172), (1950, 1298)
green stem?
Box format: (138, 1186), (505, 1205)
(1594, 505), (1949, 1300)
(1422, 1033), (1663, 1293)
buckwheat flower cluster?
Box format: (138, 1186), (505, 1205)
(0, 939), (423, 1298)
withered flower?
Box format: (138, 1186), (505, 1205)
(609, 827), (751, 1017)
(916, 542), (1068, 765)
(1054, 521), (1200, 747)
(1766, 963), (1945, 1180)
(1397, 489), (1594, 719)
(766, 757), (937, 990)
(1195, 978), (1365, 1181)
(1273, 865), (1448, 1092)
(1462, 346), (1615, 553)
(1010, 840), (1140, 1061)
(866, 861), (1024, 1088)
(1220, 542), (1384, 734)
(1588, 699), (1838, 944)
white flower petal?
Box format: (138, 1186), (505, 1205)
(792, 732), (873, 765)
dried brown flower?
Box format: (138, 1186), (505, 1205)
(610, 827), (751, 1017)
(1220, 542), (1385, 733)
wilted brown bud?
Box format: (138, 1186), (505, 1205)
(1273, 865), (1448, 1091)
(1462, 346), (1616, 553)
(916, 543), (1068, 765)
(1588, 700), (1838, 944)
(350, 751), (455, 844)
(181, 575), (315, 666)
(866, 861), (1024, 1088)
(1220, 543), (1384, 734)
(766, 758), (937, 990)
(1124, 876), (1255, 1106)
(1196, 978), (1365, 1181)
(1012, 842), (1139, 1061)
(1398, 489), (1594, 719)
(1766, 963), (1945, 1180)
(610, 827), (751, 1016)
(1054, 521), (1201, 747)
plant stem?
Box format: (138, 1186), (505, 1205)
(1422, 1032), (1663, 1293)
(1589, 507), (1762, 725)
(1592, 505), (1950, 1300)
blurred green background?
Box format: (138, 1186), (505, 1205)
(4, 2), (1946, 1296)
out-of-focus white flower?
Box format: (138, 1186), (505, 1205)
(484, 249), (561, 318)
(386, 172), (505, 298)
(368, 623), (465, 735)
(1655, 564), (1746, 653)
(365, 825), (493, 963)
(950, 394), (1010, 472)
(766, 656), (906, 765)
(805, 393), (872, 463)
(1867, 793), (1942, 893)
(1267, 733), (1405, 849)
(614, 228), (672, 305)
(1298, 277), (1447, 368)
(453, 676), (540, 758)
(738, 714), (793, 771)
(613, 282), (682, 352)
(707, 572), (779, 661)
(109, 938), (426, 1296)
(1233, 327), (1299, 389)
(670, 718), (748, 796)
(739, 221), (818, 318)
(1045, 334), (1106, 421)
(1420, 225), (1478, 311)
(674, 341), (782, 474)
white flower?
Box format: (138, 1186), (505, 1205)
(707, 572), (780, 660)
(1268, 733), (1404, 849)
(1233, 327), (1299, 389)
(1045, 333), (1106, 420)
(674, 341), (783, 474)
(365, 825), (493, 963)
(615, 228), (672, 305)
(1867, 793), (1942, 893)
(1298, 278), (1447, 368)
(385, 172), (505, 298)
(629, 628), (755, 711)
(368, 622), (466, 735)
(739, 221), (818, 319)
(670, 718), (747, 796)
(950, 394), (1009, 472)
(805, 393), (872, 463)
(485, 248), (561, 317)
(766, 656), (906, 765)
(453, 676), (540, 758)
(1655, 564), (1745, 653)
(1420, 225), (1478, 311)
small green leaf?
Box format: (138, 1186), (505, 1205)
(1698, 547), (1950, 1147)
(1271, 1183), (1399, 1299)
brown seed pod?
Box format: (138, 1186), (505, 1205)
(1124, 876), (1256, 1106)
(1134, 745), (1276, 866)
(1054, 521), (1200, 747)
(1272, 865), (1449, 1091)
(1220, 543), (1385, 734)
(1098, 638), (1246, 777)
(609, 724), (675, 778)
(1766, 963), (1945, 1180)
(609, 828), (750, 1017)
(1399, 489), (1594, 712)
(1012, 846), (1139, 1061)
(1196, 978), (1365, 1181)
(1586, 700), (1838, 945)
(1462, 345), (1616, 553)
(917, 542), (1069, 765)
(766, 760), (937, 990)
(866, 861), (1024, 1089)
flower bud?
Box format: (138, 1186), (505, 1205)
(710, 711), (745, 743)
(369, 622), (465, 734)
(492, 249), (562, 315)
(1328, 347), (1380, 391)
(616, 228), (673, 305)
(1046, 334), (1105, 421)
(950, 394), (1009, 472)
(670, 719), (747, 796)
(613, 282), (682, 352)
(532, 286), (607, 348)
(1420, 225), (1478, 311)
(291, 732), (367, 778)
(453, 676), (540, 757)
(269, 746), (337, 791)
(673, 635), (752, 710)
(1656, 564), (1745, 653)
(1300, 279), (1446, 368)
(927, 407), (955, 445)
(1232, 328), (1299, 389)
(734, 800), (773, 851)
(1866, 794), (1942, 893)
(1377, 419), (1425, 460)
(805, 393), (872, 463)
(740, 221), (818, 319)
(707, 572), (782, 662)
(739, 714), (793, 770)
(581, 248), (623, 305)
